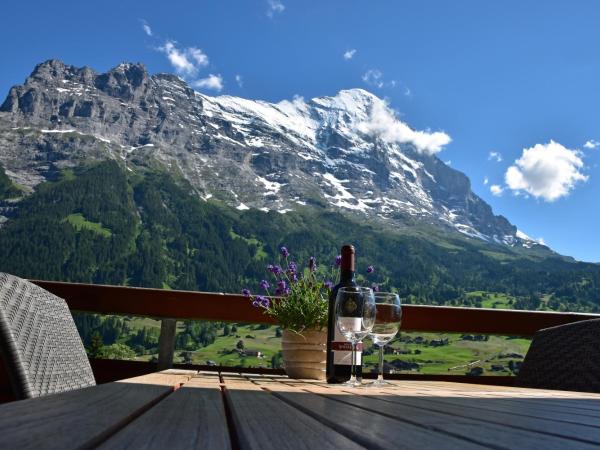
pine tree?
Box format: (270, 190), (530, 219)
(88, 331), (104, 358)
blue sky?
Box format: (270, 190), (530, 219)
(1, 0), (600, 261)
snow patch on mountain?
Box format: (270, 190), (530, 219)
(0, 60), (542, 252)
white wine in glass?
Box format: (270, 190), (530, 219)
(335, 286), (376, 387)
(368, 292), (402, 386)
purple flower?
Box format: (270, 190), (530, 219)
(287, 261), (297, 273)
(324, 280), (334, 290)
(266, 264), (274, 272)
(274, 281), (288, 296)
(290, 273), (298, 283)
(280, 246), (289, 257)
(255, 295), (270, 308)
(309, 256), (316, 272)
(366, 265), (374, 274)
(252, 299), (260, 307)
(242, 288), (251, 297)
(335, 255), (342, 267)
(259, 279), (270, 290)
(272, 265), (283, 275)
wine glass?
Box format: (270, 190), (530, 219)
(335, 286), (376, 387)
(368, 292), (402, 386)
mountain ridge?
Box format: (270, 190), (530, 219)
(0, 60), (546, 253)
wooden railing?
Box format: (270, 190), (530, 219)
(33, 279), (598, 334)
(31, 280), (600, 384)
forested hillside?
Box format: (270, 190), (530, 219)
(1, 160), (599, 312)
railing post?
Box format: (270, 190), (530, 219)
(158, 319), (177, 370)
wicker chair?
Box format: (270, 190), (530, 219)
(517, 318), (600, 393)
(0, 273), (95, 399)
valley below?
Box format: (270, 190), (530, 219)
(1, 60), (599, 375)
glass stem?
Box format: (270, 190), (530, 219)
(356, 341), (362, 383)
(378, 345), (384, 382)
(350, 340), (357, 382)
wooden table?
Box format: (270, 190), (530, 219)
(1, 370), (599, 449)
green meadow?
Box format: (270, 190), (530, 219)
(129, 320), (530, 376)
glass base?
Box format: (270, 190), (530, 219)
(366, 378), (394, 387)
(341, 378), (367, 388)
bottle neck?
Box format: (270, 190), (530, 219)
(338, 244), (356, 286)
(339, 270), (355, 284)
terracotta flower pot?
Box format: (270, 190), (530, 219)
(281, 329), (327, 380)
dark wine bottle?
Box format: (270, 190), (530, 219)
(326, 244), (361, 383)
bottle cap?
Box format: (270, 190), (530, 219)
(340, 244), (355, 272)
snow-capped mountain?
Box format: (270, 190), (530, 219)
(0, 60), (542, 249)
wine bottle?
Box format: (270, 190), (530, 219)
(326, 244), (362, 383)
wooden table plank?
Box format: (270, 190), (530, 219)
(271, 379), (600, 450)
(2, 371), (600, 450)
(309, 380), (600, 445)
(244, 376), (489, 450)
(385, 380), (600, 400)
(221, 375), (365, 450)
(99, 373), (231, 450)
(0, 382), (173, 449)
(403, 393), (600, 426)
(461, 396), (600, 418)
(117, 369), (198, 387)
(361, 381), (600, 416)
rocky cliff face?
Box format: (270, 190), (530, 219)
(0, 59), (539, 248)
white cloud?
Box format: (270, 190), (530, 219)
(357, 99), (451, 155)
(192, 74), (224, 92)
(343, 49), (356, 60)
(362, 69), (400, 90)
(235, 74), (243, 88)
(187, 47), (209, 67)
(142, 21), (153, 37)
(488, 151), (503, 162)
(584, 139), (599, 149)
(362, 69), (384, 88)
(158, 40), (209, 76)
(504, 140), (588, 202)
(266, 0), (285, 17)
(490, 184), (504, 196)
(404, 87), (411, 97)
(483, 176), (489, 185)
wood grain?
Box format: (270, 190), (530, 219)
(31, 279), (600, 336)
(232, 376), (487, 450)
(157, 319), (177, 370)
(31, 280), (274, 324)
(117, 369), (197, 387)
(2, 372), (600, 449)
(221, 375), (365, 450)
(276, 379), (600, 449)
(0, 382), (173, 449)
(99, 374), (230, 450)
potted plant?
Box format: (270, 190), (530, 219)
(243, 247), (377, 379)
(242, 247), (335, 379)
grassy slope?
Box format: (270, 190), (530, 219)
(65, 213), (112, 237)
(1, 161), (595, 375)
(117, 318), (530, 375)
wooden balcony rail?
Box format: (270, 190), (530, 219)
(29, 280), (600, 383)
(32, 279), (599, 336)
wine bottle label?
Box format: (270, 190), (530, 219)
(332, 322), (362, 365)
